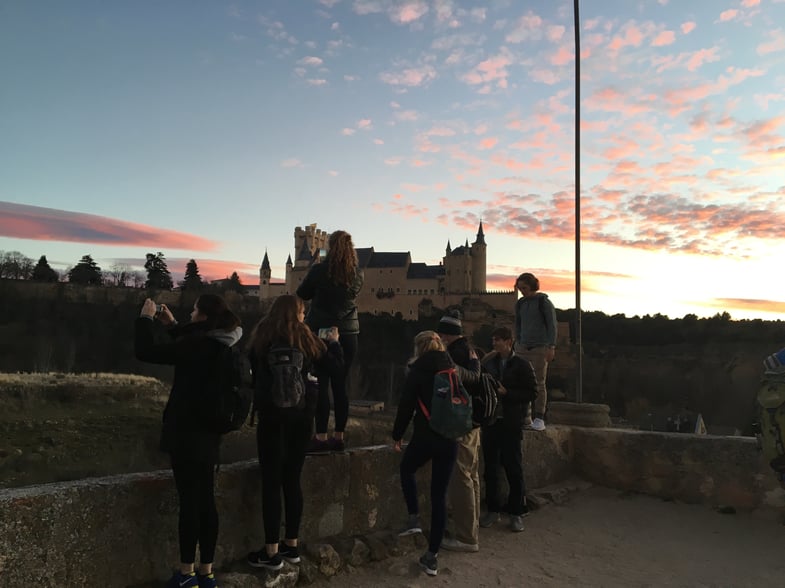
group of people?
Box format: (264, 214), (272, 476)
(135, 230), (363, 588)
(391, 271), (557, 576)
(134, 224), (558, 585)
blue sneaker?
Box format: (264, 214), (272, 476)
(166, 571), (198, 588)
(198, 572), (218, 588)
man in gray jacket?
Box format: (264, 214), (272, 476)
(514, 272), (557, 431)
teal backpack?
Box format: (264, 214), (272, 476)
(418, 367), (474, 440)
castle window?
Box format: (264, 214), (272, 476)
(397, 288), (400, 292)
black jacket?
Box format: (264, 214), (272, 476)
(134, 318), (235, 461)
(481, 351), (537, 429)
(296, 261), (364, 335)
(392, 349), (458, 442)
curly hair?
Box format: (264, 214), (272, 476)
(327, 230), (358, 288)
(248, 295), (325, 360)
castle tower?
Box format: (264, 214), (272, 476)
(259, 250), (272, 299)
(470, 221), (487, 293)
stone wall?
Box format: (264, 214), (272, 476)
(1, 426), (782, 587)
(571, 428), (785, 510)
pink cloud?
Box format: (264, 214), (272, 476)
(741, 0), (760, 6)
(0, 202), (218, 251)
(550, 45), (574, 66)
(389, 1), (429, 25)
(506, 11), (543, 43)
(608, 24), (645, 51)
(461, 49), (514, 87)
(757, 29), (785, 55)
(651, 30), (675, 47)
(479, 137), (498, 150)
(379, 65), (437, 87)
(719, 9), (739, 22)
(681, 21), (696, 34)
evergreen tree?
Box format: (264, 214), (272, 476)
(227, 271), (244, 293)
(30, 255), (59, 282)
(144, 252), (173, 290)
(68, 255), (103, 285)
(181, 259), (203, 290)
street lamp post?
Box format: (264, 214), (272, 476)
(574, 0), (583, 404)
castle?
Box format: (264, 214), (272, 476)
(259, 222), (516, 319)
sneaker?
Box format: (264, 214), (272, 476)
(441, 537), (479, 552)
(166, 571), (198, 588)
(479, 511), (500, 528)
(509, 515), (525, 532)
(197, 572), (217, 588)
(328, 437), (345, 452)
(526, 418), (546, 431)
(306, 437), (330, 454)
(247, 549), (284, 571)
(278, 541), (301, 564)
(398, 514), (422, 537)
(419, 551), (438, 576)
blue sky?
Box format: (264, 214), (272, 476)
(1, 0), (784, 319)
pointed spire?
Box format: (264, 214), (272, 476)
(261, 250), (271, 270)
(286, 254), (293, 266)
(446, 239), (452, 254)
(475, 220), (486, 245)
(465, 238), (469, 248)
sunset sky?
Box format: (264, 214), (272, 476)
(2, 0), (784, 320)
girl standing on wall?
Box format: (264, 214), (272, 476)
(246, 295), (343, 570)
(392, 330), (460, 577)
(135, 294), (242, 588)
(296, 229), (364, 452)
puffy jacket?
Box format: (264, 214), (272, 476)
(134, 319), (241, 461)
(481, 351), (537, 429)
(296, 261), (364, 335)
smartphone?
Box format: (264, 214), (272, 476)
(318, 327), (333, 339)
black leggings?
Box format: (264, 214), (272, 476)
(170, 454), (219, 564)
(315, 334), (357, 434)
(399, 432), (458, 554)
(257, 410), (312, 544)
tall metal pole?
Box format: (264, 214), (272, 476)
(574, 0), (583, 403)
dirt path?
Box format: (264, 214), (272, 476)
(312, 486), (785, 588)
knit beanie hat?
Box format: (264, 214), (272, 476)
(437, 310), (463, 336)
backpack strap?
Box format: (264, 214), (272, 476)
(417, 397), (431, 420)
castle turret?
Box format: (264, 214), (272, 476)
(446, 240), (452, 254)
(471, 220), (487, 293)
(259, 250), (272, 300)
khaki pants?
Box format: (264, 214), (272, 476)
(515, 345), (550, 419)
(447, 427), (481, 545)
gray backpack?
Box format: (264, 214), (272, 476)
(267, 346), (306, 409)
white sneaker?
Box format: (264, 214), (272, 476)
(527, 418), (546, 431)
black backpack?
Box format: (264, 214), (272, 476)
(472, 371), (499, 427)
(267, 346), (307, 409)
(201, 343), (254, 434)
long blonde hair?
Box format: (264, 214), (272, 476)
(248, 295), (325, 360)
(412, 330), (445, 361)
(327, 230), (358, 288)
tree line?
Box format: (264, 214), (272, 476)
(0, 250), (247, 292)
